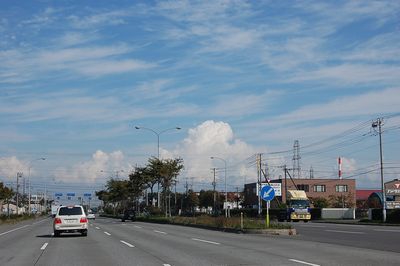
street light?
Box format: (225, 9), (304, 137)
(135, 126), (181, 208)
(28, 157), (46, 215)
(135, 126), (181, 159)
(211, 156), (227, 218)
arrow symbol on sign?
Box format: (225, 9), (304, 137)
(263, 187), (273, 198)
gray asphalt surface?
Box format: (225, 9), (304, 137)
(1, 216), (399, 266)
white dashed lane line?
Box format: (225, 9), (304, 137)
(104, 231), (111, 236)
(0, 225), (30, 236)
(154, 230), (167, 235)
(373, 229), (400, 233)
(325, 229), (365, 234)
(95, 227), (100, 230)
(40, 243), (48, 250)
(191, 238), (220, 245)
(134, 225), (142, 229)
(289, 259), (320, 266)
(120, 240), (135, 248)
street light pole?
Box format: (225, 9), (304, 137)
(211, 156), (227, 218)
(135, 126), (181, 209)
(28, 157), (46, 215)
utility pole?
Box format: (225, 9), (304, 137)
(16, 172), (23, 215)
(257, 154), (262, 215)
(212, 168), (217, 215)
(292, 140), (301, 178)
(372, 118), (386, 223)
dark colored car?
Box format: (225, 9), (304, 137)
(121, 209), (136, 222)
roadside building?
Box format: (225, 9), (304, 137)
(244, 178), (356, 208)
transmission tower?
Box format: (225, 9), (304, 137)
(292, 140), (301, 178)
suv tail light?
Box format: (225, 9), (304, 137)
(80, 217), (88, 223)
(54, 218), (62, 224)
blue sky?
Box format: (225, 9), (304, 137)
(0, 0), (399, 202)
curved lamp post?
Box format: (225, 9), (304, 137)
(210, 156), (227, 218)
(135, 126), (181, 208)
(28, 157), (46, 215)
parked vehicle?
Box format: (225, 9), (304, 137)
(53, 205), (88, 237)
(279, 190), (311, 222)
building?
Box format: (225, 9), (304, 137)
(244, 178), (356, 208)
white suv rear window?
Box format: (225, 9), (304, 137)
(59, 207), (83, 215)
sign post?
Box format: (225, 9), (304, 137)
(260, 185), (275, 228)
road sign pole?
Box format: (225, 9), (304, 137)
(266, 200), (270, 228)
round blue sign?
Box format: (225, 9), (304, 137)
(260, 185), (275, 201)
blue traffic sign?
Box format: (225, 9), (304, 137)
(83, 193), (92, 197)
(260, 185), (275, 201)
(67, 192), (75, 197)
(54, 192), (63, 197)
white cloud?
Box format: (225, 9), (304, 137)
(165, 120), (256, 187)
(0, 156), (29, 180)
(54, 150), (130, 183)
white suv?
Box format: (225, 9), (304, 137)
(53, 205), (88, 237)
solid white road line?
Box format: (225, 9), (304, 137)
(163, 264), (171, 266)
(104, 231), (111, 236)
(297, 225), (326, 228)
(134, 225), (142, 229)
(40, 243), (48, 250)
(154, 230), (167, 234)
(373, 229), (400, 233)
(32, 218), (50, 225)
(289, 259), (320, 266)
(325, 229), (365, 234)
(95, 227), (100, 229)
(0, 225), (30, 236)
(120, 240), (135, 248)
(191, 238), (220, 245)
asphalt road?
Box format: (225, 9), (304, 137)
(1, 216), (400, 266)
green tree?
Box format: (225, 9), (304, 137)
(0, 182), (15, 215)
(312, 197), (329, 208)
(198, 190), (214, 210)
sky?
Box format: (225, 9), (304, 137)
(0, 0), (399, 203)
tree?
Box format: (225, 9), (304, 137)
(0, 182), (14, 215)
(311, 197), (329, 208)
(198, 190), (214, 210)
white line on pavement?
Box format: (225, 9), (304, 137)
(120, 240), (135, 247)
(191, 238), (220, 245)
(297, 225), (326, 228)
(32, 218), (50, 225)
(154, 230), (167, 234)
(325, 229), (365, 234)
(134, 225), (142, 229)
(104, 231), (111, 236)
(95, 227), (100, 229)
(289, 259), (320, 266)
(163, 264), (171, 266)
(40, 243), (48, 250)
(0, 225), (30, 236)
(373, 229), (400, 233)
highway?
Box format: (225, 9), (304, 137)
(1, 217), (399, 266)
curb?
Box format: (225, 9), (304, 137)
(244, 228), (297, 235)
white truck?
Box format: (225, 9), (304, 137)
(51, 204), (60, 217)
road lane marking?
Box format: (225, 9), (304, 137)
(154, 230), (167, 235)
(134, 225), (142, 229)
(289, 259), (320, 266)
(32, 218), (50, 225)
(104, 231), (111, 236)
(191, 238), (220, 245)
(325, 230), (364, 234)
(0, 225), (30, 236)
(120, 240), (135, 247)
(40, 243), (48, 250)
(374, 229), (400, 233)
(297, 225), (326, 228)
(95, 227), (100, 229)
(163, 264), (171, 266)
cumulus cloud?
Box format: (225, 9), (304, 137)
(0, 156), (29, 179)
(164, 120), (257, 189)
(54, 150), (131, 183)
